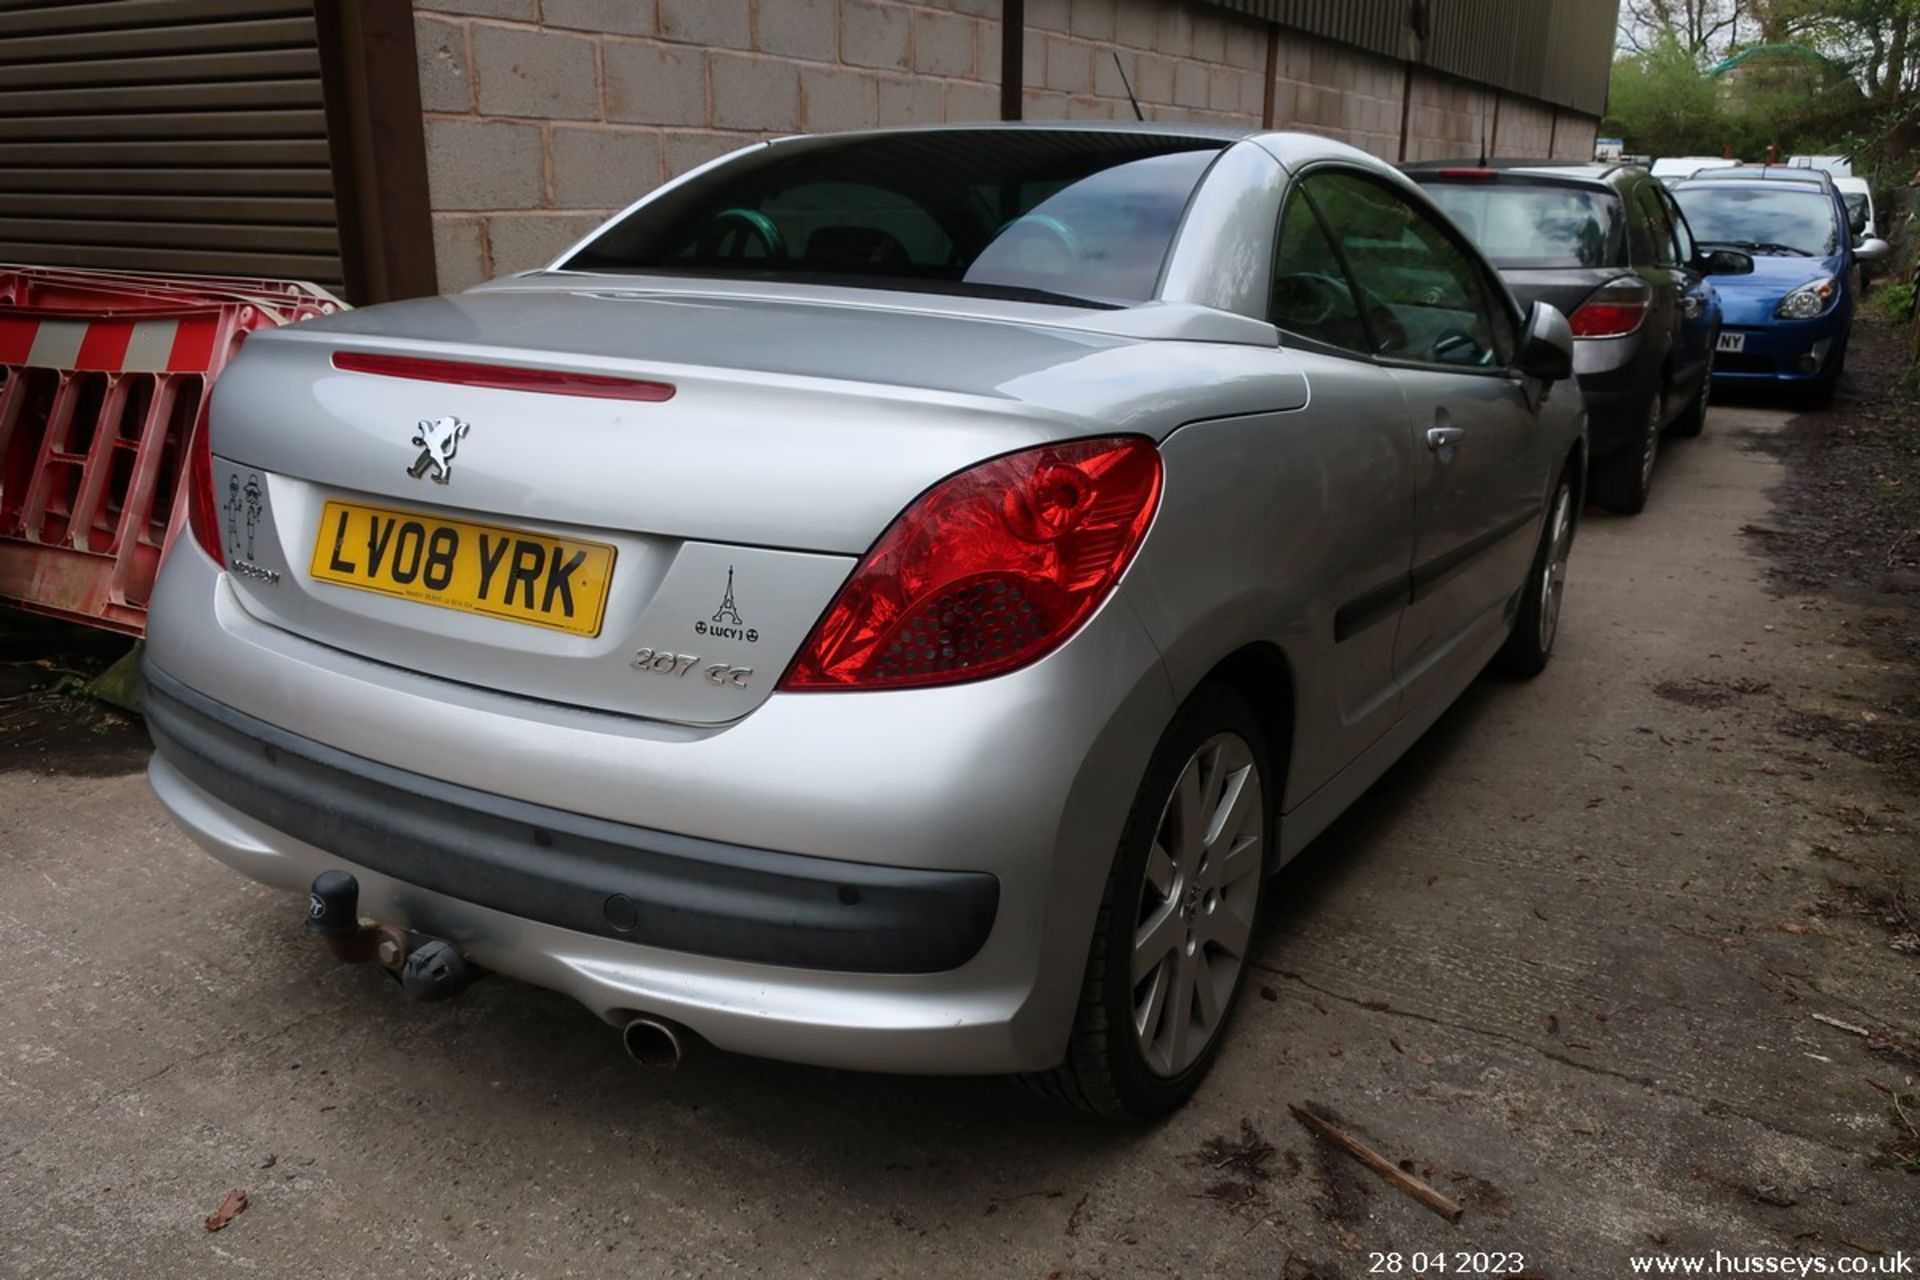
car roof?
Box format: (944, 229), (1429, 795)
(1684, 164), (1834, 187)
(1400, 157), (1640, 188)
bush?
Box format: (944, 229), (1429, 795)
(1870, 280), (1915, 321)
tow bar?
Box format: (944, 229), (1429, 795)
(305, 870), (478, 1002)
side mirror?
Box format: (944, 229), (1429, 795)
(1698, 247), (1755, 276)
(1853, 236), (1892, 263)
(1515, 301), (1573, 383)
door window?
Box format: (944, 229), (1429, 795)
(1268, 187), (1371, 356)
(1658, 187), (1697, 264)
(1633, 184), (1680, 267)
(1303, 171), (1513, 370)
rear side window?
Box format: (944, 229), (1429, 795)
(564, 131), (1224, 306)
(1421, 180), (1620, 268)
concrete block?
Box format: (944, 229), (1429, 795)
(1173, 59), (1208, 108)
(659, 0), (751, 49)
(800, 67), (878, 132)
(913, 9), (976, 77)
(550, 125), (663, 209)
(433, 216), (490, 292)
(1133, 51), (1174, 104)
(878, 74), (945, 125)
(1044, 34), (1090, 93)
(542, 0), (654, 35)
(711, 53), (800, 131)
(976, 19), (1003, 83)
(1022, 88), (1071, 120)
(1239, 67), (1265, 117)
(1207, 65), (1238, 111)
(841, 0), (909, 70)
(1069, 0), (1115, 42)
(945, 78), (999, 122)
(487, 214), (605, 275)
(1027, 0), (1069, 32)
(1155, 5), (1192, 57)
(425, 118), (544, 211)
(415, 17), (470, 114)
(1189, 12), (1226, 63)
(473, 25), (599, 120)
(1115, 0), (1157, 51)
(604, 41), (707, 126)
(757, 0), (838, 61)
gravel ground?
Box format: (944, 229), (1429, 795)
(2, 368), (1917, 1279)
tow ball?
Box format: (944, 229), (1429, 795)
(305, 870), (477, 1002)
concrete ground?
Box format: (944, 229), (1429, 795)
(3, 397), (1917, 1279)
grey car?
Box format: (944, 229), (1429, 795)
(144, 125), (1584, 1117)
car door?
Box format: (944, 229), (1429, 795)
(1643, 182), (1714, 406)
(1262, 182), (1420, 796)
(1299, 169), (1546, 710)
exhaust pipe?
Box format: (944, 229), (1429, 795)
(621, 1017), (684, 1070)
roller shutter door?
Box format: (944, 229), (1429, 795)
(0, 0), (342, 290)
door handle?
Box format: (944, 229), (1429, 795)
(1426, 425), (1465, 451)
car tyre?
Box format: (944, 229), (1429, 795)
(1018, 685), (1271, 1119)
(1666, 369), (1709, 439)
(1496, 472), (1576, 679)
(1589, 392), (1661, 514)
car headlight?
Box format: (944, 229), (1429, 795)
(1776, 277), (1837, 319)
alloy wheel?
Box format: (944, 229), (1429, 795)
(1538, 484), (1574, 655)
(1639, 394), (1661, 489)
(1131, 732), (1264, 1078)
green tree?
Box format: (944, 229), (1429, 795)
(1605, 33), (1726, 155)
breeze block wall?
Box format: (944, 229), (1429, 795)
(415, 0), (1007, 289)
(412, 0), (1603, 292)
(1492, 93), (1556, 159)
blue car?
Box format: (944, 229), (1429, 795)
(1671, 167), (1890, 406)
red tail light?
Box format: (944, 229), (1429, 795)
(1567, 277), (1653, 338)
(1436, 168), (1499, 179)
(780, 437), (1163, 692)
(184, 419), (225, 567)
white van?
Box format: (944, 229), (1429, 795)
(1651, 156), (1738, 186)
(1834, 176), (1876, 239)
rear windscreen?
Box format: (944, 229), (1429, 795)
(1420, 181), (1622, 269)
(563, 131), (1225, 307)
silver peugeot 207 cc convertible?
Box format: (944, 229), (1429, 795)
(145, 125), (1583, 1117)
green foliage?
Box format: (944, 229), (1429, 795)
(1869, 280), (1915, 321)
(1604, 34), (1723, 156)
(1611, 1), (1920, 168)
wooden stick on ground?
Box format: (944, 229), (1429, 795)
(1288, 1103), (1464, 1224)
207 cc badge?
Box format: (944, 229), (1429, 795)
(409, 416), (469, 483)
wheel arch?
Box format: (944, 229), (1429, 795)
(1190, 641), (1296, 839)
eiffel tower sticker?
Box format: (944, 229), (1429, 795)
(712, 567), (744, 627)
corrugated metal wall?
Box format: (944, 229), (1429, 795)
(0, 0), (343, 288)
(1205, 0), (1617, 117)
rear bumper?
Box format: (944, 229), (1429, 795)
(142, 539), (1177, 1074)
(145, 666), (999, 975)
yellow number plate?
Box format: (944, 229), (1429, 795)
(309, 500), (615, 637)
